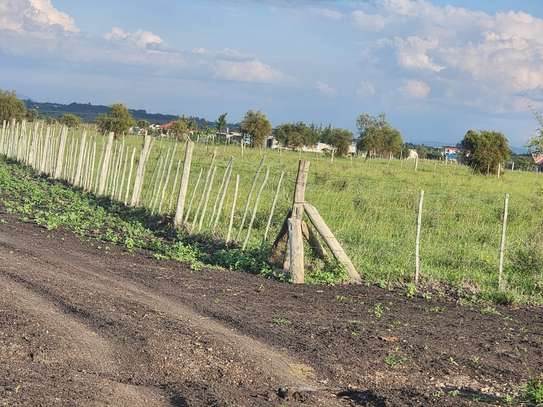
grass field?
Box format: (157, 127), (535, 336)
(1, 123), (542, 304)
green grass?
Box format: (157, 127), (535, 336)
(523, 377), (543, 406)
(1, 124), (543, 303)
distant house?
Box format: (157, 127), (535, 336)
(348, 142), (357, 155)
(159, 121), (176, 130)
(442, 146), (459, 161)
(298, 142), (333, 153)
(216, 130), (247, 144)
(266, 136), (280, 149)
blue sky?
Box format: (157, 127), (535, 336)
(1, 0), (542, 148)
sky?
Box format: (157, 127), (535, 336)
(1, 0), (543, 148)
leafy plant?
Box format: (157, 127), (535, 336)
(373, 303), (384, 319)
(272, 317), (291, 326)
(522, 377), (543, 405)
(384, 354), (406, 367)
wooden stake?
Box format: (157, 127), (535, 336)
(174, 141), (194, 226)
(197, 165), (217, 232)
(117, 144), (129, 201)
(212, 160), (233, 231)
(303, 203), (362, 284)
(151, 147), (172, 212)
(236, 157), (264, 239)
(226, 174), (240, 243)
(263, 171), (284, 242)
(53, 126), (68, 179)
(124, 147), (136, 204)
(209, 158), (233, 227)
(184, 168), (203, 224)
(168, 157), (182, 212)
(130, 135), (154, 207)
(415, 190), (424, 285)
(301, 221), (326, 259)
(158, 145), (177, 213)
(243, 167), (270, 250)
(288, 160), (310, 282)
(498, 193), (509, 291)
(98, 132), (114, 195)
(74, 131), (87, 187)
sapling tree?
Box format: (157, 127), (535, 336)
(0, 90), (26, 122)
(241, 110), (272, 148)
(460, 130), (510, 174)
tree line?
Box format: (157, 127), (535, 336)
(1, 89), (542, 175)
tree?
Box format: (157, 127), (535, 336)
(60, 113), (81, 128)
(329, 128), (353, 156)
(460, 130), (511, 174)
(170, 117), (189, 140)
(26, 108), (39, 122)
(241, 110), (272, 147)
(0, 90), (26, 122)
(136, 119), (150, 129)
(217, 113), (228, 133)
(96, 103), (135, 135)
(527, 110), (543, 154)
(274, 122), (316, 149)
(356, 113), (403, 157)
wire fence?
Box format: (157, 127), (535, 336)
(1, 120), (542, 300)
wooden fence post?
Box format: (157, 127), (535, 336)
(303, 203), (361, 283)
(212, 160), (233, 231)
(124, 147), (136, 204)
(74, 131), (87, 187)
(243, 167), (270, 250)
(237, 157), (264, 240)
(498, 193), (509, 291)
(289, 160), (310, 283)
(97, 132), (114, 195)
(263, 171), (285, 242)
(130, 134), (153, 207)
(226, 174), (240, 243)
(184, 168), (203, 224)
(174, 141), (194, 226)
(53, 126), (68, 179)
(415, 190), (424, 285)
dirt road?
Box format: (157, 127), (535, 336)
(1, 215), (542, 406)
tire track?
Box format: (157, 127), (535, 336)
(0, 276), (172, 407)
(0, 229), (343, 406)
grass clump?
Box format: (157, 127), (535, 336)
(522, 377), (543, 406)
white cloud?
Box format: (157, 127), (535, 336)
(311, 8), (343, 20)
(400, 79), (430, 99)
(356, 80), (376, 97)
(352, 10), (386, 31)
(105, 27), (163, 49)
(315, 81), (336, 96)
(393, 36), (444, 72)
(0, 0), (78, 33)
(351, 0), (543, 111)
(0, 2), (288, 86)
(214, 59), (285, 83)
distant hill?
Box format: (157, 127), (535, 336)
(23, 99), (238, 129)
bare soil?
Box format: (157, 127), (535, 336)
(1, 213), (542, 406)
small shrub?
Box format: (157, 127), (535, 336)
(509, 240), (543, 278)
(384, 354), (406, 367)
(305, 259), (348, 285)
(522, 377), (543, 405)
(272, 317), (291, 326)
